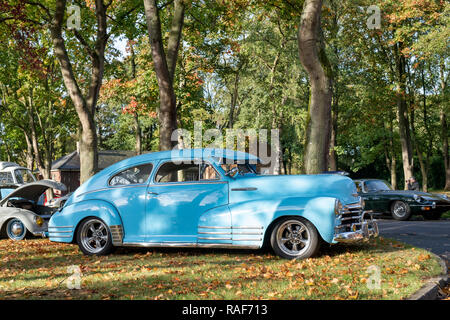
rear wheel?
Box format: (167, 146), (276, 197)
(270, 217), (320, 260)
(391, 201), (412, 221)
(76, 218), (114, 255)
(6, 218), (27, 240)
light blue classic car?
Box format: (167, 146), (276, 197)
(48, 149), (378, 259)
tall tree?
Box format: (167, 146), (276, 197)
(298, 0), (333, 173)
(143, 0), (185, 151)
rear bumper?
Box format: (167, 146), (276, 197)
(334, 209), (379, 243)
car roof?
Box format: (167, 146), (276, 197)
(121, 148), (259, 162)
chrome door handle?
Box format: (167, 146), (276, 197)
(147, 191), (159, 195)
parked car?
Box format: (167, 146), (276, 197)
(0, 162), (37, 185)
(49, 149), (378, 259)
(354, 179), (450, 221)
(47, 192), (73, 208)
(0, 180), (67, 240)
(0, 162), (37, 199)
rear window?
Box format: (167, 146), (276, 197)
(109, 163), (153, 186)
(0, 172), (14, 184)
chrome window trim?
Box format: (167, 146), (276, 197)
(108, 163), (154, 187)
(152, 159), (223, 185)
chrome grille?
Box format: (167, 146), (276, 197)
(340, 203), (363, 226)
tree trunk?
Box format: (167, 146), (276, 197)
(439, 63), (450, 191)
(133, 112), (142, 155)
(384, 117), (397, 189)
(23, 133), (34, 171)
(130, 44), (142, 155)
(394, 44), (414, 188)
(143, 0), (184, 151)
(442, 110), (450, 191)
(49, 0), (107, 183)
(228, 72), (240, 129)
(328, 94), (338, 171)
(298, 0), (333, 174)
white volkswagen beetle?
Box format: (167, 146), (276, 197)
(0, 180), (67, 240)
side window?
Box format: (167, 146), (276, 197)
(200, 163), (219, 180)
(155, 161), (220, 183)
(0, 172), (14, 184)
(155, 162), (199, 183)
(109, 163), (153, 186)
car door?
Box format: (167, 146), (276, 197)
(106, 162), (154, 243)
(362, 181), (384, 212)
(145, 160), (229, 243)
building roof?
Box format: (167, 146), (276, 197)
(51, 150), (136, 171)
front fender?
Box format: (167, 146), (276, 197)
(273, 197), (337, 243)
(48, 199), (123, 243)
(0, 208), (45, 236)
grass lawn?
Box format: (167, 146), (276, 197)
(0, 237), (443, 300)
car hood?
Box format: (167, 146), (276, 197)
(371, 190), (449, 201)
(0, 180), (67, 206)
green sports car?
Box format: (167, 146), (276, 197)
(354, 179), (450, 221)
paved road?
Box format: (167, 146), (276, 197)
(377, 220), (450, 261)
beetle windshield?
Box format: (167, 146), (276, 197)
(364, 180), (393, 192)
(14, 169), (36, 184)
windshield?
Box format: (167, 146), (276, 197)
(364, 180), (392, 192)
(216, 158), (259, 176)
(14, 169), (37, 184)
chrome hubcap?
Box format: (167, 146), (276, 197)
(80, 219), (109, 254)
(393, 202), (407, 217)
(277, 220), (310, 257)
(11, 222), (23, 236)
(7, 219), (26, 240)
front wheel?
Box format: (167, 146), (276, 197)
(270, 217), (320, 260)
(76, 218), (114, 255)
(6, 218), (27, 240)
(391, 201), (412, 221)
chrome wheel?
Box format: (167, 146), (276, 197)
(276, 220), (311, 257)
(393, 202), (407, 217)
(391, 201), (411, 221)
(79, 219), (110, 254)
(6, 218), (27, 241)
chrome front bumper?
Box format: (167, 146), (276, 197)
(333, 205), (379, 243)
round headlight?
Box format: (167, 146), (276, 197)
(413, 194), (424, 203)
(34, 216), (44, 227)
(334, 199), (343, 215)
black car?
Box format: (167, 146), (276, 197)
(354, 179), (450, 221)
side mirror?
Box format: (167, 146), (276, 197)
(225, 167), (239, 178)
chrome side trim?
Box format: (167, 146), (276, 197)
(47, 230), (72, 233)
(48, 226), (73, 229)
(198, 237), (232, 240)
(232, 232), (263, 235)
(232, 238), (262, 241)
(121, 242), (260, 249)
(198, 231), (232, 235)
(198, 226), (264, 229)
